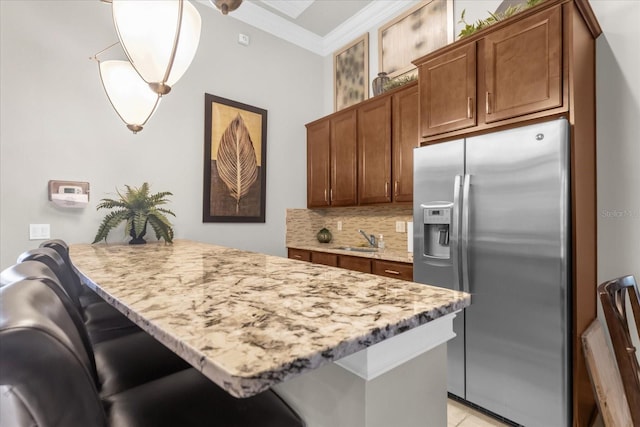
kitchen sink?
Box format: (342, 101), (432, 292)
(335, 246), (378, 253)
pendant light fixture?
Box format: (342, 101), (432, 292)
(111, 0), (201, 95)
(210, 0), (243, 15)
(91, 43), (161, 134)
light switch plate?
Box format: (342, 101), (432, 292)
(395, 221), (406, 233)
(337, 221), (343, 231)
(29, 224), (50, 240)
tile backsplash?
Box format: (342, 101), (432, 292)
(286, 206), (413, 253)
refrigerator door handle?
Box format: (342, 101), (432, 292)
(451, 175), (462, 291)
(461, 174), (471, 294)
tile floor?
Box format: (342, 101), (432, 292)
(447, 399), (511, 427)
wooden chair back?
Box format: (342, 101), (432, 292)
(598, 275), (640, 426)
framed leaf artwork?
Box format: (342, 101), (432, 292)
(203, 94), (267, 223)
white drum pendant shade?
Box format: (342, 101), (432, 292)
(98, 60), (161, 133)
(112, 0), (201, 95)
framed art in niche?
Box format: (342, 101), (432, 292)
(333, 33), (369, 111)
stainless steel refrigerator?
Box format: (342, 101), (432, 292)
(413, 118), (571, 426)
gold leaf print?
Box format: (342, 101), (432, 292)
(216, 113), (258, 214)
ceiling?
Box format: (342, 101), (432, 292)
(199, 0), (422, 56)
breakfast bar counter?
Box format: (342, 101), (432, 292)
(70, 239), (470, 426)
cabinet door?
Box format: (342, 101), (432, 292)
(311, 251), (338, 267)
(419, 42), (476, 137)
(288, 248), (311, 262)
(330, 109), (358, 206)
(372, 260), (413, 281)
(392, 84), (419, 203)
(358, 97), (392, 204)
(306, 119), (330, 208)
(483, 6), (562, 123)
(338, 255), (372, 273)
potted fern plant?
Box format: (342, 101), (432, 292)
(93, 182), (175, 244)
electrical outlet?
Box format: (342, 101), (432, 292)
(337, 221), (342, 231)
(29, 224), (50, 240)
(395, 221), (406, 233)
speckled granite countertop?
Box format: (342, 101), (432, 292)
(287, 243), (414, 264)
(70, 240), (469, 398)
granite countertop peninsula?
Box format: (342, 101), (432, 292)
(287, 243), (414, 264)
(70, 240), (469, 398)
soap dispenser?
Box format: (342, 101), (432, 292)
(378, 234), (385, 252)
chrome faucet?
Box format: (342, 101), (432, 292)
(358, 229), (377, 247)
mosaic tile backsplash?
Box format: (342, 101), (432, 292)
(286, 206), (413, 253)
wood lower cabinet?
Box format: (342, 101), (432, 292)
(287, 249), (412, 281)
(310, 251), (338, 267)
(338, 255), (372, 274)
(372, 260), (414, 281)
(288, 248), (311, 262)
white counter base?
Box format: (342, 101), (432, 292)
(273, 313), (456, 427)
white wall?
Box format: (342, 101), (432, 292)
(590, 0), (640, 284)
(0, 0), (323, 269)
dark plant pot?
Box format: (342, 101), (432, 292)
(317, 227), (332, 243)
(129, 222), (147, 245)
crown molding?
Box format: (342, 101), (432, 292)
(197, 0), (420, 57)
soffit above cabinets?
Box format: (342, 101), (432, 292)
(198, 0), (421, 56)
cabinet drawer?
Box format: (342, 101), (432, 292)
(311, 251), (338, 267)
(372, 260), (413, 281)
(288, 248), (311, 262)
(338, 255), (372, 273)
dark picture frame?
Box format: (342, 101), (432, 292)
(203, 94), (267, 223)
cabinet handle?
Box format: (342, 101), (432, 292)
(384, 269), (400, 275)
(294, 255), (302, 259)
(330, 188), (333, 202)
(394, 181), (399, 196)
(486, 92), (492, 115)
(467, 97), (473, 119)
(385, 182), (389, 197)
(324, 189), (328, 203)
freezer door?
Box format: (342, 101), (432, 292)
(463, 119), (570, 426)
(412, 139), (465, 398)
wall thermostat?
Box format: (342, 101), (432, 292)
(48, 180), (90, 208)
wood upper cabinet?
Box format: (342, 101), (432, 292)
(306, 109), (357, 208)
(358, 96), (392, 204)
(419, 42), (477, 138)
(330, 109), (358, 206)
(306, 119), (331, 208)
(392, 83), (420, 202)
(415, 4), (564, 140)
(484, 5), (563, 123)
